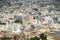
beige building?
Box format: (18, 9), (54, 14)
(23, 14), (33, 24)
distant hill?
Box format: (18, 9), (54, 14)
(0, 0), (60, 8)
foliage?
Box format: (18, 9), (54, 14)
(1, 37), (10, 40)
(30, 36), (40, 40)
(14, 19), (23, 24)
(0, 21), (6, 25)
(31, 25), (35, 29)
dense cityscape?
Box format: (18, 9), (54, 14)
(0, 0), (60, 40)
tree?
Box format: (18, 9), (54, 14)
(33, 8), (38, 11)
(14, 19), (23, 24)
(30, 36), (40, 40)
(40, 33), (47, 40)
(8, 2), (11, 6)
(1, 36), (10, 40)
(0, 21), (6, 25)
(31, 25), (35, 29)
(0, 0), (2, 1)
